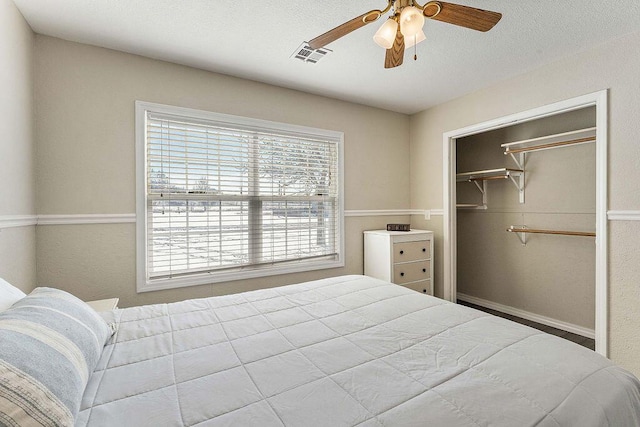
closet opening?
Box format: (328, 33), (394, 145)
(442, 91), (608, 356)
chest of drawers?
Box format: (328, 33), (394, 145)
(364, 229), (434, 295)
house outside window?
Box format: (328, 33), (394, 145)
(136, 102), (344, 292)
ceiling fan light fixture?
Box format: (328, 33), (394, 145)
(373, 18), (398, 49)
(306, 1), (502, 69)
(399, 6), (425, 38)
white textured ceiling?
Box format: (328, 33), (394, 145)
(12, 0), (640, 114)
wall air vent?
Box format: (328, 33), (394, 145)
(291, 43), (332, 64)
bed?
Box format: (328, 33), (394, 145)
(2, 275), (640, 426)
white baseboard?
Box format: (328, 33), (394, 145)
(457, 292), (595, 339)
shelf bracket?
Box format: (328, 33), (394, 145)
(456, 179), (488, 210)
(506, 173), (525, 204)
(508, 152), (526, 170)
(471, 180), (488, 208)
(506, 153), (525, 203)
(509, 225), (528, 246)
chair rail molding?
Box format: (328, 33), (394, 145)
(0, 215), (38, 229)
(0, 209), (450, 229)
(0, 209), (455, 229)
(36, 214), (136, 225)
(607, 210), (640, 221)
(6, 208), (631, 228)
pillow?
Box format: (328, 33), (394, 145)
(0, 287), (112, 426)
(0, 278), (26, 312)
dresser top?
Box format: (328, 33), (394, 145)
(364, 229), (433, 236)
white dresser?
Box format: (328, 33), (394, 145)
(364, 229), (434, 295)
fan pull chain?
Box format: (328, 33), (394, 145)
(413, 35), (417, 61)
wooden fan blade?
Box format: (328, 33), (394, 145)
(309, 12), (379, 50)
(423, 1), (502, 32)
(384, 27), (404, 69)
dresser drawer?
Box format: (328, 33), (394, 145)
(401, 280), (432, 295)
(393, 261), (430, 284)
(393, 241), (430, 262)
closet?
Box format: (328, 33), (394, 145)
(455, 107), (596, 340)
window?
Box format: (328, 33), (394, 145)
(136, 102), (344, 292)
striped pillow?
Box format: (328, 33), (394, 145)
(0, 288), (112, 426)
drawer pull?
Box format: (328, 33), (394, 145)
(422, 289), (427, 293)
(422, 268), (426, 273)
(422, 248), (426, 252)
(400, 272), (405, 277)
(399, 250), (404, 255)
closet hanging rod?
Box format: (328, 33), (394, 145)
(504, 136), (596, 155)
(507, 226), (595, 237)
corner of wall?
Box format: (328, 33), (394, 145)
(0, 0), (37, 292)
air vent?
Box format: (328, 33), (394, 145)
(291, 42), (332, 64)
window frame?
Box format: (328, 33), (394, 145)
(135, 101), (345, 293)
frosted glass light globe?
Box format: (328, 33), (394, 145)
(373, 18), (398, 49)
(400, 6), (425, 38)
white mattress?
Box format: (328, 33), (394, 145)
(77, 275), (640, 426)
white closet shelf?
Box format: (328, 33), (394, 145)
(501, 127), (596, 155)
(456, 168), (525, 205)
(456, 168), (523, 182)
(456, 203), (487, 210)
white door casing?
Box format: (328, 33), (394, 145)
(442, 90), (608, 356)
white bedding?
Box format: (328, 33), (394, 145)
(78, 275), (640, 426)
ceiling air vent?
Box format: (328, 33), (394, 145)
(291, 43), (332, 64)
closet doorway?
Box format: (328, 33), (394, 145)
(442, 91), (608, 356)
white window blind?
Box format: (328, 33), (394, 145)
(137, 103), (343, 290)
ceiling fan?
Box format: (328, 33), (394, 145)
(307, 0), (502, 69)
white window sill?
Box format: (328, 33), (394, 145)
(137, 258), (344, 293)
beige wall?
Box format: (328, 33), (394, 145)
(0, 0), (36, 291)
(12, 7), (640, 377)
(33, 36), (411, 307)
(410, 30), (640, 375)
(456, 109), (596, 329)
